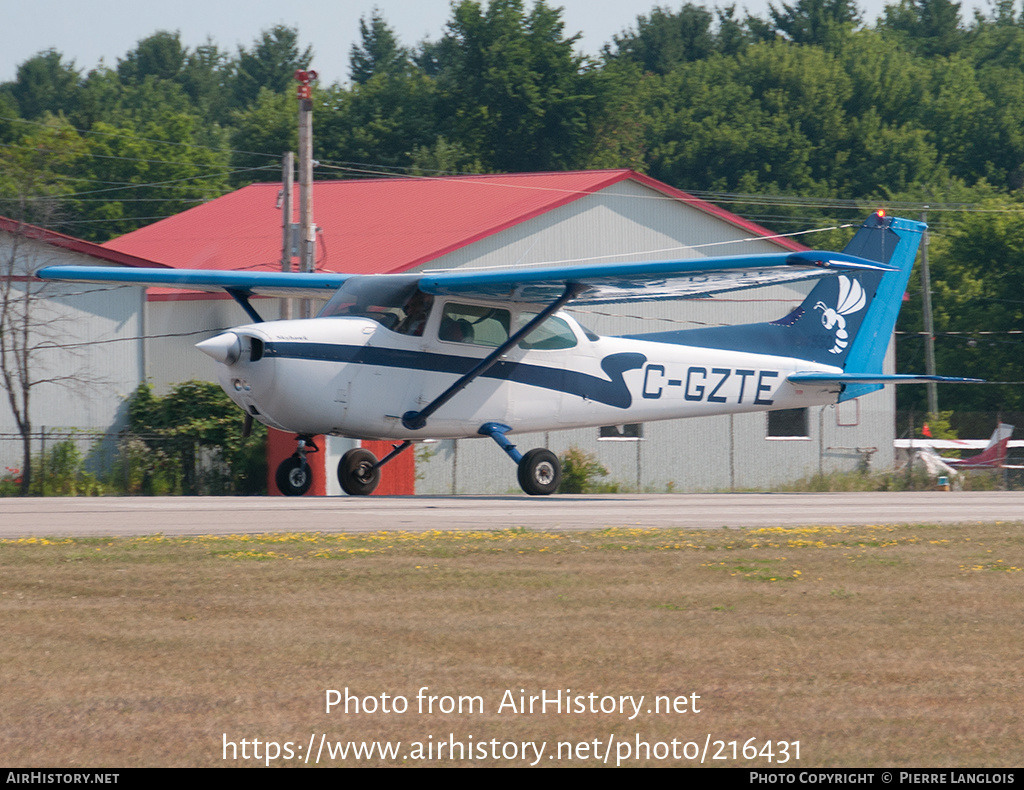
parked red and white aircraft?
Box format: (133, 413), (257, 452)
(896, 423), (1018, 469)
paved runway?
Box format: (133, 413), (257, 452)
(1, 491), (1022, 538)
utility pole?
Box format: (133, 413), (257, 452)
(920, 209), (938, 415)
(295, 69), (317, 319)
(279, 151), (294, 320)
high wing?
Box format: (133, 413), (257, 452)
(36, 265), (351, 299)
(37, 250), (893, 306)
(418, 251), (895, 304)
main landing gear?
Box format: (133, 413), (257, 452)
(481, 422), (561, 496)
(276, 431), (561, 497)
(275, 436), (414, 496)
(337, 448), (381, 496)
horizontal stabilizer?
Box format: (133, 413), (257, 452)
(788, 372), (984, 385)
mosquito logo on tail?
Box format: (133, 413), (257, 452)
(815, 276), (866, 354)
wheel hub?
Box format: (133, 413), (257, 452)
(534, 462), (555, 485)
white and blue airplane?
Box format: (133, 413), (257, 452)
(39, 211), (976, 496)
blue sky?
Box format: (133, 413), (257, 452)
(2, 0), (956, 85)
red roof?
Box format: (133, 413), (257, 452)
(0, 215), (165, 269)
(102, 170), (805, 279)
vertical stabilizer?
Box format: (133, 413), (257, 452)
(830, 212), (925, 399)
(628, 212), (925, 403)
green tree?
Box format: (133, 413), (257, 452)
(434, 0), (599, 172)
(317, 73), (438, 172)
(72, 65), (125, 129)
(72, 81), (233, 240)
(603, 4), (716, 75)
(180, 40), (235, 124)
(896, 190), (1024, 416)
(643, 42), (851, 199)
(229, 87), (297, 183)
(921, 207), (1024, 412)
(769, 0), (862, 47)
(880, 0), (964, 57)
(349, 10), (412, 84)
(232, 25), (314, 109)
(0, 115), (87, 228)
(125, 382), (266, 495)
(117, 30), (187, 85)
(6, 49), (81, 120)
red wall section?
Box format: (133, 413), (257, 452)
(362, 440), (415, 496)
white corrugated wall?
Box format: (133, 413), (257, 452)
(0, 233), (145, 473)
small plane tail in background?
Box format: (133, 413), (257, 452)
(944, 423), (1015, 468)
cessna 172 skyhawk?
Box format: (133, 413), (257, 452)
(39, 211), (976, 496)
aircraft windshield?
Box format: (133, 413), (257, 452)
(318, 276), (433, 336)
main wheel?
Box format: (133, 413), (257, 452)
(517, 448), (561, 496)
(276, 455), (312, 496)
(338, 448), (380, 496)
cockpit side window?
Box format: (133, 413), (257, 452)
(393, 291), (434, 336)
(318, 277), (432, 335)
(517, 313), (578, 350)
(438, 303), (511, 347)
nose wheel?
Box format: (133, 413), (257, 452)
(274, 435), (319, 496)
(275, 454), (313, 496)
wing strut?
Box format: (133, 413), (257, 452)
(401, 282), (588, 432)
(226, 288), (265, 324)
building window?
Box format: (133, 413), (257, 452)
(836, 398), (860, 427)
(599, 423), (644, 441)
(767, 408), (809, 439)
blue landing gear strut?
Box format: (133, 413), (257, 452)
(480, 422), (561, 496)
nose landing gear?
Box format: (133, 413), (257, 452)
(274, 435), (318, 496)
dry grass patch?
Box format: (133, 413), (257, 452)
(1, 523), (1022, 767)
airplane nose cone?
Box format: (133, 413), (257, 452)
(196, 332), (241, 364)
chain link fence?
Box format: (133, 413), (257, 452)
(0, 428), (264, 496)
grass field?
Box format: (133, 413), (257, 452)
(2, 522), (1022, 767)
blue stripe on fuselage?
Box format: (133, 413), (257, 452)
(264, 342), (645, 409)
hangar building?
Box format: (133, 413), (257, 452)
(95, 169), (895, 494)
(0, 217), (158, 477)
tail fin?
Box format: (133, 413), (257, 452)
(945, 424), (1014, 468)
(777, 212), (925, 399)
(630, 212), (926, 401)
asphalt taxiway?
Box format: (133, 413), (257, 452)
(1, 491), (1022, 538)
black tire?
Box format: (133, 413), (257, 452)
(338, 448), (380, 496)
(276, 455), (312, 496)
(517, 448), (561, 496)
